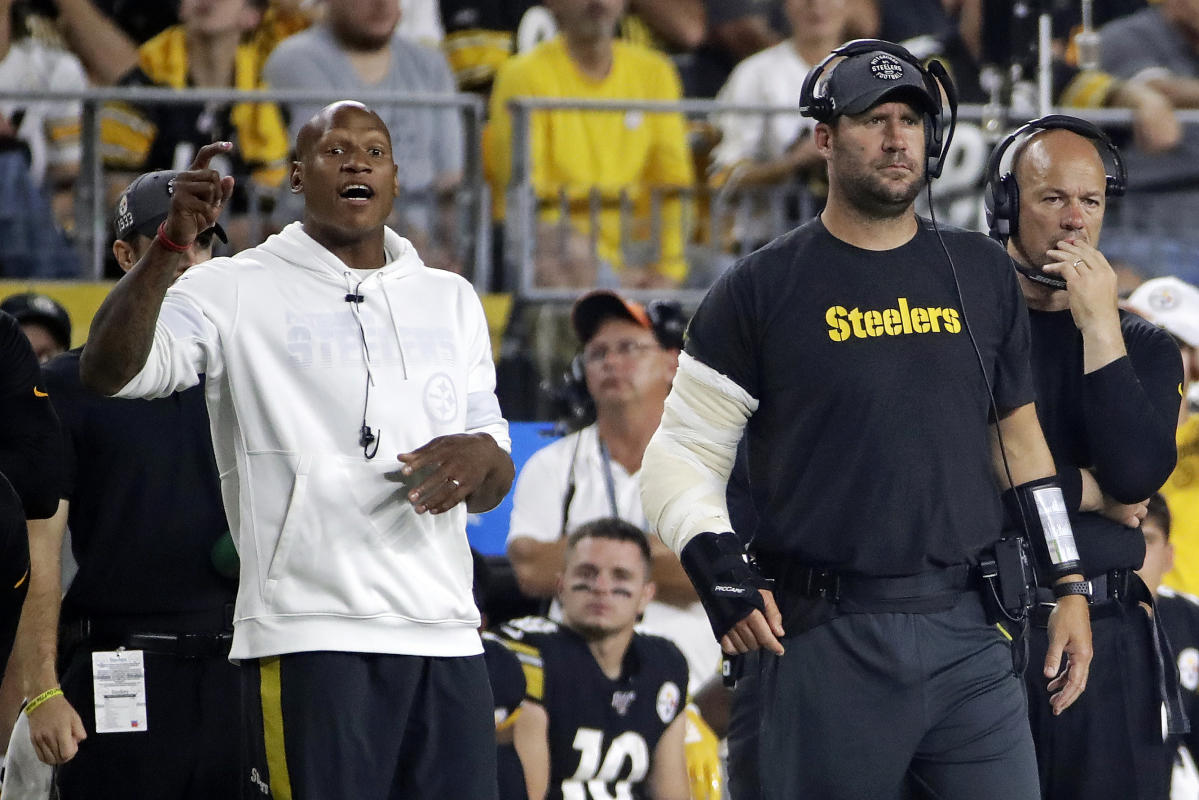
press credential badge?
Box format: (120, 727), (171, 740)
(92, 650), (148, 733)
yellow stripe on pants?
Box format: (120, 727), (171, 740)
(260, 657), (293, 800)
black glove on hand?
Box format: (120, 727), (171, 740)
(680, 531), (768, 641)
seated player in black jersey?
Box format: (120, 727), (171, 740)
(994, 116), (1185, 800)
(1137, 494), (1199, 796)
(501, 518), (689, 800)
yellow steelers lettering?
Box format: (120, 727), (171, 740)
(826, 305), (851, 342)
(863, 310), (883, 337)
(847, 307), (868, 339)
(822, 299), (964, 342)
(898, 297), (914, 334)
(882, 308), (902, 335)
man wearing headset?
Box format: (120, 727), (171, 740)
(991, 117), (1185, 799)
(640, 40), (1092, 798)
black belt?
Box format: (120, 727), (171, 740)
(60, 605), (235, 659)
(788, 564), (976, 603)
(121, 631), (233, 658)
(760, 557), (978, 616)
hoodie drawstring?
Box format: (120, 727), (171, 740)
(379, 280), (409, 380)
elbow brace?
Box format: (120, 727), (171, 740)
(641, 352), (757, 554)
(680, 531), (768, 641)
(1002, 477), (1083, 579)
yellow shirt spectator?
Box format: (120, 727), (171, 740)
(485, 35), (694, 286)
(1163, 414), (1199, 594)
(101, 25), (289, 193)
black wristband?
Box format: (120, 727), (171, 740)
(679, 531), (767, 641)
(1052, 580), (1092, 601)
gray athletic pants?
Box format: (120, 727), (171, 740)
(757, 592), (1040, 800)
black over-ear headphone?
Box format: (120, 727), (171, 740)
(799, 38), (958, 180)
(984, 114), (1127, 244)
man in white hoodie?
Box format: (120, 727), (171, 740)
(79, 102), (515, 800)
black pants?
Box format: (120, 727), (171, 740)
(242, 650), (498, 800)
(55, 646), (241, 799)
(757, 592), (1040, 800)
(726, 650), (761, 800)
(1027, 600), (1170, 800)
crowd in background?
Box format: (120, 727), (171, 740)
(5, 0), (1199, 289)
(8, 2), (1199, 796)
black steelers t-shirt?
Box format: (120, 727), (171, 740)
(686, 216), (1034, 576)
(500, 616), (688, 800)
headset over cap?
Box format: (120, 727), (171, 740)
(800, 39), (957, 179)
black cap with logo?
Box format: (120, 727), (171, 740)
(823, 50), (940, 119)
(113, 170), (228, 244)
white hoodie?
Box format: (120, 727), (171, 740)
(116, 223), (510, 660)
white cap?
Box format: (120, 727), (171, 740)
(1127, 277), (1199, 349)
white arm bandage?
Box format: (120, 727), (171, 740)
(640, 352), (759, 556)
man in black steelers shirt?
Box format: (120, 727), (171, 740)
(998, 119), (1186, 800)
(640, 40), (1093, 799)
(1137, 494), (1199, 796)
(501, 518), (689, 800)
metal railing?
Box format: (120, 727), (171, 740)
(10, 86), (1199, 296)
(0, 87), (490, 288)
(502, 98), (1199, 301)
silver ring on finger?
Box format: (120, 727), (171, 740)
(1073, 259), (1083, 267)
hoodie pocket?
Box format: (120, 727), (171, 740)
(263, 455), (311, 598)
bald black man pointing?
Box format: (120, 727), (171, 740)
(80, 102), (515, 799)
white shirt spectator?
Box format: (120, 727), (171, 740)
(712, 40), (815, 173)
(0, 37), (87, 187)
(508, 423), (722, 694)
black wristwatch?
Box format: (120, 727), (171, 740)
(1052, 580), (1093, 601)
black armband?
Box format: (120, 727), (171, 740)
(1002, 477), (1083, 580)
(680, 531), (768, 641)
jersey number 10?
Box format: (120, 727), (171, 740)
(563, 728), (650, 800)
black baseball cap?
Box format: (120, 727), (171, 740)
(0, 292), (71, 351)
(823, 50), (939, 119)
(113, 170), (228, 244)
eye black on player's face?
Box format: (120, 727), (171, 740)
(558, 536), (653, 639)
